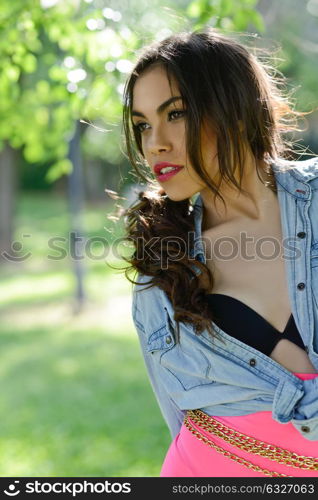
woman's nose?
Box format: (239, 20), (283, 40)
(148, 130), (172, 155)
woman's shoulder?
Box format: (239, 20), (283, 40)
(132, 272), (166, 323)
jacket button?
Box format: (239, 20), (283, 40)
(249, 358), (256, 367)
(297, 231), (306, 238)
(297, 283), (306, 290)
(165, 335), (172, 345)
(301, 425), (310, 433)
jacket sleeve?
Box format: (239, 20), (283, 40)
(131, 285), (185, 440)
(291, 377), (318, 441)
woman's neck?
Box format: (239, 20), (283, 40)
(200, 158), (277, 230)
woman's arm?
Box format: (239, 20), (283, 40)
(132, 285), (185, 439)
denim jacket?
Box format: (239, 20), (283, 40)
(131, 156), (318, 441)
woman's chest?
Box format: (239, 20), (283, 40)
(200, 215), (317, 373)
(201, 217), (292, 332)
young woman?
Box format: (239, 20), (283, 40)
(121, 28), (318, 477)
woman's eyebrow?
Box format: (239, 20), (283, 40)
(132, 96), (183, 118)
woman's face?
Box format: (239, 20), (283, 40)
(131, 64), (220, 201)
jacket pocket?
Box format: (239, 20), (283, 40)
(310, 242), (318, 332)
(146, 309), (214, 391)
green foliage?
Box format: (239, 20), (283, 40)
(45, 158), (73, 182)
(267, 15), (318, 114)
(0, 0), (265, 180)
(0, 0), (138, 177)
(186, 0), (264, 32)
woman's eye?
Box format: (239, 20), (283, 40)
(134, 122), (149, 133)
(134, 109), (185, 133)
(168, 109), (185, 120)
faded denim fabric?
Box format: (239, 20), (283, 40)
(131, 157), (318, 441)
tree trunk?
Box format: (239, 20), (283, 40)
(0, 142), (18, 263)
(68, 120), (86, 313)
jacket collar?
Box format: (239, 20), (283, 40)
(271, 157), (318, 199)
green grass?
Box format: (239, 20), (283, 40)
(0, 192), (171, 477)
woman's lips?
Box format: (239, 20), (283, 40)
(156, 166), (184, 182)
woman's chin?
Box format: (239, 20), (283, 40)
(157, 185), (195, 202)
(164, 192), (191, 202)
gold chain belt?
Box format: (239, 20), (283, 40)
(184, 409), (318, 478)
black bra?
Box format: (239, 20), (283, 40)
(206, 293), (305, 356)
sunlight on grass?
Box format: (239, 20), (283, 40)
(0, 273), (73, 306)
(0, 192), (170, 477)
(0, 297), (135, 339)
(0, 264), (134, 336)
(0, 439), (50, 476)
(0, 321), (170, 476)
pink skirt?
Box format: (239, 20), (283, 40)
(160, 373), (318, 477)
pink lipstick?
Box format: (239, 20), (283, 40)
(154, 162), (184, 182)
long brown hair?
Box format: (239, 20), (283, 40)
(115, 28), (308, 340)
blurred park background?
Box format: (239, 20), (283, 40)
(0, 0), (317, 477)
